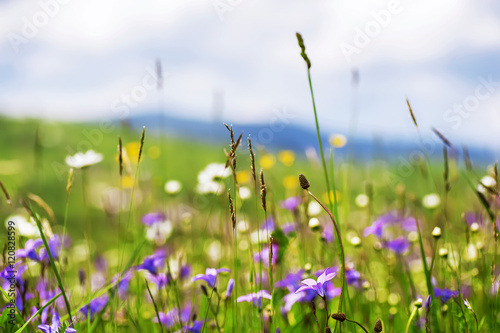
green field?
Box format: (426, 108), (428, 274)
(0, 114), (499, 333)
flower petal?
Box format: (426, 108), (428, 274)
(300, 278), (318, 287)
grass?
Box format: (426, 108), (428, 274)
(0, 102), (498, 333)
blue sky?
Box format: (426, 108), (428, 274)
(1, 0), (500, 147)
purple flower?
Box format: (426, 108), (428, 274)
(280, 196), (301, 211)
(363, 219), (385, 238)
(295, 268), (337, 298)
(386, 237), (410, 254)
(154, 305), (192, 328)
(136, 249), (166, 275)
(274, 270), (305, 292)
(142, 212), (166, 226)
(186, 320), (204, 333)
(191, 268), (230, 288)
(434, 288), (458, 303)
(253, 244), (278, 267)
(260, 217), (275, 232)
(363, 212), (416, 238)
(111, 271), (133, 299)
(322, 224), (334, 243)
(282, 222), (297, 235)
(37, 312), (76, 333)
(179, 264), (192, 280)
(345, 268), (361, 286)
(146, 272), (170, 288)
(39, 235), (69, 262)
(80, 294), (109, 320)
(17, 239), (43, 261)
(237, 290), (272, 308)
(226, 278), (235, 298)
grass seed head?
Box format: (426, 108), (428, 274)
(299, 174), (310, 190)
(331, 313), (346, 322)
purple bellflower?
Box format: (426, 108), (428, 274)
(191, 268), (230, 288)
(295, 268), (336, 298)
(37, 312), (76, 333)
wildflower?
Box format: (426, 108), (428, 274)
(6, 215), (40, 237)
(329, 134), (347, 148)
(37, 312), (76, 333)
(259, 154), (276, 169)
(17, 238), (43, 260)
(422, 193), (440, 209)
(79, 294), (108, 320)
(253, 244), (279, 267)
(434, 287), (458, 303)
(196, 163), (231, 194)
(145, 220), (173, 245)
(146, 272), (171, 288)
(363, 212), (416, 238)
(226, 278), (235, 298)
(136, 250), (166, 275)
(477, 175), (496, 194)
(386, 237), (410, 254)
(237, 290), (272, 308)
(295, 268), (336, 298)
(179, 264), (192, 280)
(164, 180), (182, 194)
(191, 268), (230, 288)
(278, 150), (295, 167)
(111, 271), (133, 299)
(141, 212), (166, 226)
(154, 306), (192, 328)
(280, 196), (301, 212)
(239, 186), (251, 200)
(321, 224), (334, 243)
(65, 150), (103, 169)
(39, 234), (70, 262)
(355, 194), (369, 208)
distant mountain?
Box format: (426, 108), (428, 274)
(125, 113), (498, 165)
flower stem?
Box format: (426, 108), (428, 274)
(307, 190), (346, 314)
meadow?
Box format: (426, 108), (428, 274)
(1, 38), (499, 333)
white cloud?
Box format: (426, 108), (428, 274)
(0, 0), (499, 146)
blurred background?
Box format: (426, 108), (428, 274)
(1, 0), (500, 159)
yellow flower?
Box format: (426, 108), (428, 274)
(148, 146), (161, 160)
(282, 175), (297, 190)
(278, 150), (295, 167)
(259, 154), (276, 170)
(121, 175), (134, 189)
(329, 134), (347, 148)
(236, 170), (252, 184)
(323, 190), (341, 204)
(126, 142), (141, 163)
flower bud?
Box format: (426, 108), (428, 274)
(331, 313), (346, 322)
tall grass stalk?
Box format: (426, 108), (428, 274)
(24, 200), (73, 320)
(296, 32), (346, 317)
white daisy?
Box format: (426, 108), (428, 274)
(65, 150), (103, 169)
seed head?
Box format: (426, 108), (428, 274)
(299, 174), (310, 190)
(331, 313), (346, 322)
(374, 319), (383, 332)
